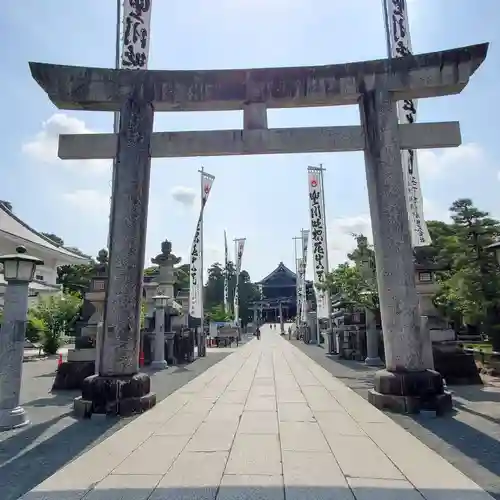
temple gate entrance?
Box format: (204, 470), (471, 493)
(29, 42), (488, 414)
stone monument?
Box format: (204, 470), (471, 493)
(52, 249), (108, 391)
(30, 42), (488, 415)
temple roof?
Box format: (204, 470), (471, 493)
(257, 262), (296, 285)
(0, 203), (89, 264)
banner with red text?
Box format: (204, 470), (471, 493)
(308, 167), (330, 319)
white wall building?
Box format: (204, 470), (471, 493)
(0, 201), (90, 309)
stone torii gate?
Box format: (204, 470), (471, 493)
(30, 42), (487, 416)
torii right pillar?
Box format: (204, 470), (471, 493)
(361, 83), (451, 414)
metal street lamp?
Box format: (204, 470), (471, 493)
(151, 293), (169, 369)
(0, 246), (43, 430)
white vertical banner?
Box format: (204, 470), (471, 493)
(121, 0), (153, 69)
(223, 230), (229, 314)
(108, 0), (153, 249)
(308, 167), (330, 319)
(233, 238), (246, 325)
(189, 171), (214, 319)
(385, 0), (431, 246)
(300, 229), (310, 322)
(296, 257), (304, 323)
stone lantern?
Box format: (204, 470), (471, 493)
(0, 246), (43, 430)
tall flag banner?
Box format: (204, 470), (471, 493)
(121, 0), (153, 69)
(223, 230), (229, 314)
(108, 0), (153, 249)
(233, 238), (246, 325)
(300, 229), (310, 322)
(296, 257), (304, 323)
(308, 167), (330, 319)
(189, 171), (215, 318)
(385, 0), (431, 247)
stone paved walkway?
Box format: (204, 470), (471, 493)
(21, 325), (494, 500)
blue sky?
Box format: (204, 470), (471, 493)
(1, 0), (498, 282)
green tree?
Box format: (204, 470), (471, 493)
(322, 233), (379, 311)
(57, 248), (107, 298)
(203, 261), (259, 325)
(429, 199), (500, 347)
(174, 263), (190, 296)
(143, 265), (158, 277)
(206, 304), (232, 322)
(41, 232), (65, 246)
(30, 293), (83, 354)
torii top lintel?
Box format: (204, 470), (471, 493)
(29, 43), (487, 113)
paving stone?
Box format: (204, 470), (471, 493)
(276, 391), (306, 404)
(282, 451), (354, 500)
(327, 435), (404, 480)
(301, 386), (345, 411)
(150, 451), (228, 500)
(204, 403), (244, 422)
(279, 421), (330, 452)
(331, 391), (391, 424)
(84, 474), (161, 500)
(186, 420), (238, 452)
(113, 435), (190, 475)
(347, 478), (424, 500)
(245, 396), (277, 411)
(238, 411), (279, 434)
(314, 411), (365, 437)
(253, 377), (275, 387)
(218, 390), (249, 404)
(226, 434), (282, 475)
(359, 422), (495, 500)
(218, 474), (285, 500)
(249, 385), (276, 397)
(277, 403), (315, 422)
(182, 397), (217, 415)
(154, 411), (205, 436)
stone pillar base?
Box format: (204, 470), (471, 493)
(0, 406), (29, 431)
(73, 372), (156, 419)
(151, 360), (168, 370)
(368, 369), (452, 416)
(365, 356), (384, 367)
(52, 360), (95, 391)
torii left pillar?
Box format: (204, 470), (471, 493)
(77, 92), (156, 416)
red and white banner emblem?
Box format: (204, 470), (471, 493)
(307, 167), (330, 319)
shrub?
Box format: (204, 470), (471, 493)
(30, 293), (82, 355)
(25, 314), (46, 343)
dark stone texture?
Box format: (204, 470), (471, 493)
(100, 97), (154, 376)
(78, 372), (156, 417)
(433, 344), (483, 385)
(74, 335), (95, 350)
(369, 368), (453, 415)
(51, 361), (95, 391)
(28, 44), (488, 113)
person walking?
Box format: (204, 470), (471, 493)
(256, 327), (261, 340)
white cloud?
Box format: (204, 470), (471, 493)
(419, 143), (485, 179)
(62, 189), (110, 214)
(22, 113), (110, 175)
(320, 196), (450, 271)
(171, 186), (196, 207)
(326, 214), (372, 268)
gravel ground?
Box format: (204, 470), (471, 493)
(0, 349), (231, 500)
(292, 339), (500, 500)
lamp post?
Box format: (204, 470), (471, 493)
(152, 293), (169, 369)
(0, 246), (43, 430)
